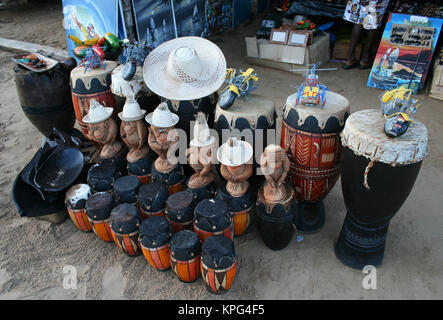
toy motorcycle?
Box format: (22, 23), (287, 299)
(219, 68), (259, 109)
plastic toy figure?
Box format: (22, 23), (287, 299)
(219, 68), (259, 109)
(79, 47), (106, 72)
(379, 87), (420, 138)
(121, 40), (152, 80)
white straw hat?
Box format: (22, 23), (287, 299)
(217, 137), (253, 166)
(145, 102), (179, 128)
(82, 99), (113, 124)
(143, 36), (227, 101)
(118, 97), (147, 121)
(190, 112), (215, 147)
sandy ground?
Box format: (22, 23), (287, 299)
(0, 1), (442, 300)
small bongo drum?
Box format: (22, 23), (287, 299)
(193, 198), (233, 243)
(165, 190), (196, 233)
(281, 91), (350, 233)
(256, 183), (297, 250)
(70, 61), (118, 136)
(201, 236), (237, 294)
(334, 109), (428, 269)
(150, 164), (185, 195)
(170, 230), (201, 283)
(137, 182), (169, 219)
(87, 162), (121, 193)
(113, 175), (141, 205)
(139, 216), (173, 271)
(85, 192), (114, 242)
(110, 203), (143, 256)
(65, 184), (92, 232)
(217, 183), (256, 237)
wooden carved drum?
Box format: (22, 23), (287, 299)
(85, 191), (114, 242)
(334, 109), (428, 269)
(110, 203), (143, 256)
(65, 184), (92, 232)
(70, 61), (118, 136)
(165, 190), (196, 233)
(170, 230), (201, 283)
(201, 236), (237, 294)
(281, 91), (350, 232)
(137, 182), (169, 220)
(87, 162), (121, 193)
(139, 216), (173, 271)
(113, 175), (141, 205)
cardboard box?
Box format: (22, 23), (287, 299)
(429, 60), (443, 101)
(245, 32), (330, 69)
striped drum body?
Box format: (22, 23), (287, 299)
(281, 91), (350, 233)
(70, 61), (118, 137)
(85, 192), (114, 242)
(110, 204), (143, 256)
(170, 230), (201, 283)
(193, 199), (234, 243)
(65, 184), (92, 232)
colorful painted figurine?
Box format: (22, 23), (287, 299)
(79, 47), (106, 72)
(121, 40), (152, 80)
(379, 87), (420, 138)
(292, 63), (332, 106)
(219, 68), (259, 109)
(82, 99), (123, 160)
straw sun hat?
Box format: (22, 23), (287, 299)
(217, 137), (253, 167)
(143, 36), (227, 101)
(82, 99), (113, 124)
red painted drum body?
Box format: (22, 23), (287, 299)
(281, 91), (350, 233)
(334, 110), (428, 269)
(70, 61), (118, 137)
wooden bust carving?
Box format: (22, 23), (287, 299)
(145, 102), (180, 173)
(217, 137), (253, 198)
(83, 99), (122, 159)
(260, 144), (290, 202)
(118, 97), (149, 163)
(187, 113), (216, 189)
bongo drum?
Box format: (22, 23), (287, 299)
(161, 93), (218, 143)
(110, 203), (143, 256)
(87, 162), (121, 193)
(65, 184), (92, 232)
(150, 164), (185, 195)
(170, 230), (201, 283)
(139, 216), (173, 271)
(193, 198), (233, 243)
(201, 236), (237, 294)
(113, 175), (141, 205)
(256, 183), (296, 250)
(165, 190), (196, 233)
(217, 183), (255, 237)
(137, 182), (168, 220)
(70, 61), (118, 136)
(334, 109), (428, 269)
(85, 191), (114, 242)
(215, 93), (276, 186)
(281, 91), (350, 233)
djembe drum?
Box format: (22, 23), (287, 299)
(65, 184), (92, 232)
(70, 61), (119, 137)
(139, 216), (173, 271)
(201, 236), (237, 294)
(281, 91), (350, 232)
(137, 182), (169, 220)
(170, 230), (201, 283)
(193, 198), (234, 243)
(215, 93), (276, 187)
(334, 109), (428, 269)
(87, 162), (121, 193)
(110, 203), (143, 256)
(165, 190), (196, 233)
(161, 93), (218, 143)
(85, 191), (114, 242)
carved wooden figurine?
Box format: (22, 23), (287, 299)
(260, 144), (290, 202)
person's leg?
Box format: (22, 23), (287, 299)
(359, 29), (378, 67)
(344, 23), (363, 68)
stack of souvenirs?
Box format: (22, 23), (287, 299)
(13, 33), (429, 294)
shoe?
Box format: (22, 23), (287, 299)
(342, 63), (359, 70)
(358, 64), (372, 70)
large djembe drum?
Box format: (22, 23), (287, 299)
(334, 109), (428, 269)
(70, 61), (118, 136)
(281, 91), (350, 232)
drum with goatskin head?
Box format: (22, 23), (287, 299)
(334, 109), (428, 269)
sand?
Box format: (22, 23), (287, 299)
(0, 1), (442, 300)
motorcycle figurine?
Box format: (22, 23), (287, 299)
(219, 68), (259, 109)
